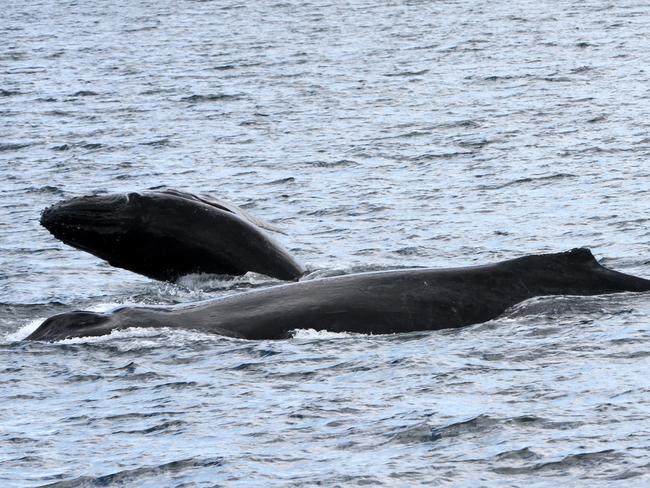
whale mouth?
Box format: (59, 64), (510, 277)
(40, 194), (132, 245)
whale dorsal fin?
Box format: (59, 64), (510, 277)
(564, 248), (598, 264)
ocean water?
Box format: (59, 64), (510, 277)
(1, 0), (650, 486)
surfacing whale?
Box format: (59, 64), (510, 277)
(40, 189), (304, 281)
(26, 248), (650, 342)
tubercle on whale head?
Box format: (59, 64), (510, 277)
(40, 193), (137, 237)
(26, 311), (113, 341)
(39, 193), (144, 260)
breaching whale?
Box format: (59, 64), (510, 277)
(26, 248), (650, 342)
(40, 189), (304, 281)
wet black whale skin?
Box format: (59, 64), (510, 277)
(40, 190), (304, 282)
(27, 248), (650, 341)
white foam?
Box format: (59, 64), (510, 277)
(53, 326), (232, 348)
(7, 310), (364, 345)
(5, 318), (45, 342)
(291, 328), (362, 339)
(86, 302), (123, 312)
(55, 326), (163, 345)
(176, 271), (280, 291)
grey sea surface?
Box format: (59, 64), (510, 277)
(2, 0), (650, 486)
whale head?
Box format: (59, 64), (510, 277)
(40, 193), (139, 259)
(26, 311), (113, 341)
(39, 190), (305, 281)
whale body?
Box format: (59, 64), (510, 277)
(40, 189), (304, 281)
(26, 248), (650, 342)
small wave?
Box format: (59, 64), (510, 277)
(265, 176), (295, 185)
(80, 142), (103, 150)
(388, 422), (435, 444)
(302, 203), (386, 217)
(43, 109), (68, 115)
(0, 88), (20, 96)
(439, 119), (481, 129)
(5, 436), (38, 444)
(138, 138), (170, 146)
(478, 173), (577, 190)
(457, 138), (493, 149)
(407, 151), (475, 163)
(39, 457), (223, 487)
(393, 246), (426, 256)
(181, 93), (243, 103)
(308, 159), (358, 168)
(494, 447), (541, 461)
(588, 115), (607, 123)
(114, 419), (187, 435)
(123, 24), (159, 33)
(484, 74), (525, 81)
(139, 88), (176, 95)
(368, 128), (431, 142)
(102, 410), (184, 422)
(21, 185), (64, 195)
(386, 414), (502, 445)
(537, 76), (572, 83)
(430, 414), (498, 440)
(229, 361), (262, 371)
(387, 415), (571, 448)
(70, 90), (98, 97)
(7, 67), (46, 74)
(390, 130), (432, 139)
(151, 381), (199, 391)
(0, 142), (32, 152)
(571, 65), (595, 73)
(492, 449), (619, 475)
(384, 69), (429, 77)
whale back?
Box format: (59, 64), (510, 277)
(26, 249), (650, 342)
(159, 248), (650, 339)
